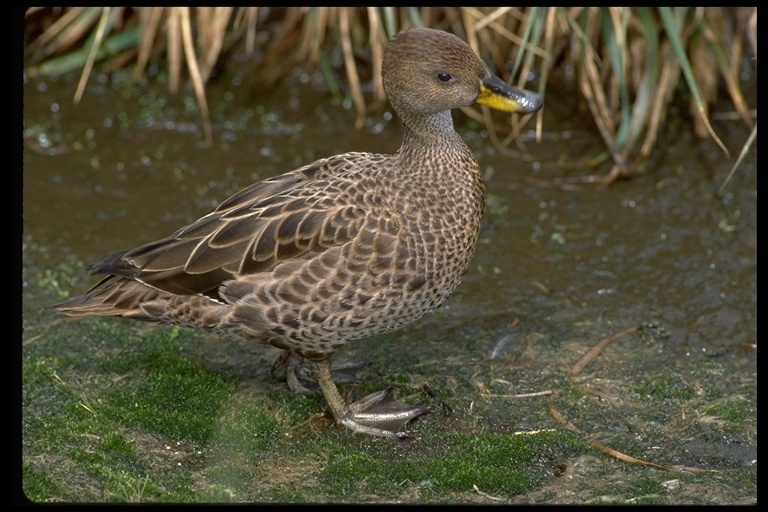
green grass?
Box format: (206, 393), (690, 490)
(702, 400), (753, 425)
(97, 330), (234, 442)
(316, 430), (583, 500)
(635, 374), (696, 401)
(21, 236), (756, 503)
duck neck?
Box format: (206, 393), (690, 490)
(397, 110), (465, 155)
(391, 110), (482, 204)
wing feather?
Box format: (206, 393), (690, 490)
(82, 154), (382, 298)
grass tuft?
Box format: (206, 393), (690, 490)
(23, 7), (756, 181)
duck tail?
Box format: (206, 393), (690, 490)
(46, 276), (161, 320)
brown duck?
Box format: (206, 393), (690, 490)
(49, 27), (543, 438)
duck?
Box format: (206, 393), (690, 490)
(49, 27), (543, 438)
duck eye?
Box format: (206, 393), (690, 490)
(437, 72), (453, 83)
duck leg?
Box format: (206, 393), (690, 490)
(309, 359), (428, 438)
(272, 352), (369, 393)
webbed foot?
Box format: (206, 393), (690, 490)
(309, 359), (428, 438)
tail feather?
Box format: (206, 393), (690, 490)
(47, 277), (163, 319)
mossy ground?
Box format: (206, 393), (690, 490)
(20, 237), (755, 504)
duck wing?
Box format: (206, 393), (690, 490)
(86, 152), (384, 298)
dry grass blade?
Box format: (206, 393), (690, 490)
(563, 7), (602, 65)
(467, 7), (542, 58)
(167, 7), (181, 93)
(624, 9), (660, 156)
(570, 325), (639, 375)
(297, 7), (329, 64)
(255, 7), (306, 86)
(25, 7), (93, 60)
(718, 123), (756, 194)
(466, 7), (549, 66)
(196, 7), (234, 83)
(576, 13), (616, 145)
(366, 7), (387, 106)
(339, 8), (366, 129)
(529, 7), (557, 143)
(659, 7), (729, 157)
(548, 403), (581, 433)
(638, 42), (680, 160)
(242, 7), (260, 53)
(74, 7), (113, 104)
(504, 8), (544, 145)
(551, 402), (715, 473)
(463, 7), (543, 150)
(699, 12), (754, 130)
(688, 26), (718, 139)
(472, 484), (503, 501)
(473, 7), (514, 31)
(588, 439), (715, 474)
(480, 389), (553, 399)
(578, 57), (618, 166)
(178, 7), (213, 145)
(132, 7), (165, 83)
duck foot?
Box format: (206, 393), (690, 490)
(344, 388), (430, 437)
(272, 352), (369, 393)
(310, 359), (428, 438)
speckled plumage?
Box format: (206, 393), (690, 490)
(49, 28), (542, 437)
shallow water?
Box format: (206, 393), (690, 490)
(22, 60), (756, 503)
(23, 66), (756, 360)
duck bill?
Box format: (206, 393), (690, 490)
(476, 73), (542, 114)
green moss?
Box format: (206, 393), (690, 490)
(427, 456), (530, 496)
(317, 430), (587, 500)
(96, 330), (234, 443)
(635, 374), (695, 401)
(261, 488), (312, 502)
(626, 475), (666, 502)
(207, 401), (284, 459)
(703, 400), (750, 424)
(104, 471), (155, 503)
(319, 452), (390, 495)
(22, 234), (757, 503)
(22, 462), (67, 503)
(196, 487), (239, 503)
(207, 463), (255, 490)
(99, 432), (143, 464)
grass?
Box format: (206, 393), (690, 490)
(21, 313), (583, 502)
(22, 7), (756, 182)
(21, 235), (756, 504)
